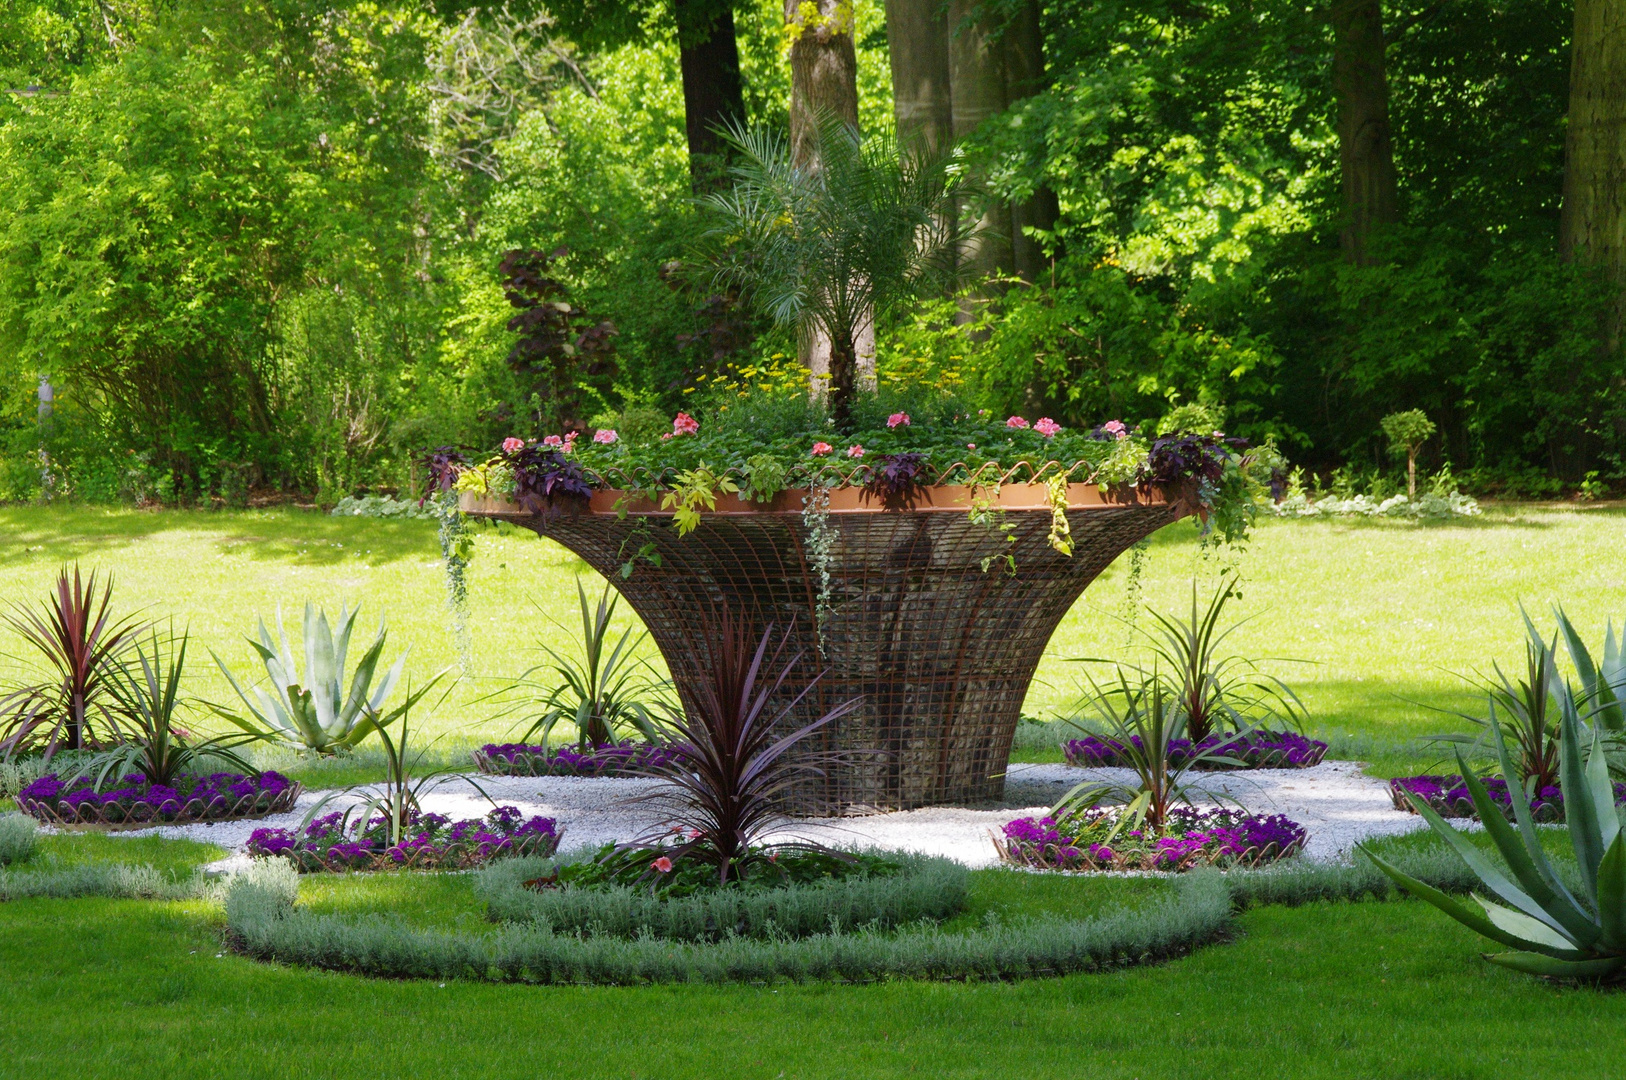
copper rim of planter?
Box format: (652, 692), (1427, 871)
(17, 783), (303, 831)
(460, 480), (1197, 518)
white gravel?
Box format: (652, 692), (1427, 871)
(87, 760), (1427, 873)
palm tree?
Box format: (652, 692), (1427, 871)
(701, 115), (972, 429)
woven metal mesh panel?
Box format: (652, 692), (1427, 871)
(485, 493), (1185, 812)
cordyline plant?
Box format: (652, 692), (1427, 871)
(504, 578), (664, 750)
(68, 626), (260, 792)
(701, 115), (972, 430)
(210, 603), (410, 755)
(1055, 669), (1247, 837)
(1364, 713), (1626, 981)
(0, 566), (146, 756)
(624, 609), (861, 884)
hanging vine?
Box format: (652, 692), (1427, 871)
(1121, 538), (1150, 647)
(801, 481), (836, 649)
(1044, 472), (1074, 557)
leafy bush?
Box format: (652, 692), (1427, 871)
(996, 807), (1305, 872)
(478, 850), (968, 941)
(248, 806), (560, 873)
(0, 813), (38, 866)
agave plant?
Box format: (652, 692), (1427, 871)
(626, 609), (861, 884)
(506, 579), (663, 750)
(1056, 670), (1247, 836)
(1080, 572), (1303, 744)
(210, 603), (408, 755)
(67, 627), (260, 791)
(1552, 605), (1626, 733)
(1363, 712), (1626, 980)
(0, 566), (145, 756)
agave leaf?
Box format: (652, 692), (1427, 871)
(1483, 950), (1626, 980)
(1401, 788), (1568, 934)
(1561, 709), (1606, 899)
(1554, 605), (1624, 733)
(1586, 725), (1620, 854)
(1361, 846), (1562, 953)
(344, 630), (388, 725)
(332, 605), (359, 686)
(1601, 621), (1626, 731)
(1486, 713), (1598, 942)
(1598, 832), (1626, 951)
(367, 652), (407, 718)
(1472, 895), (1584, 954)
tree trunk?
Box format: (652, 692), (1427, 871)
(1001, 0), (1057, 283)
(786, 0), (869, 408)
(885, 0), (954, 152)
(1561, 0), (1626, 350)
(674, 0), (747, 187)
(828, 327), (858, 431)
(1330, 0), (1398, 266)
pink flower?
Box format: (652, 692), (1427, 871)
(887, 412), (911, 429)
(811, 441), (833, 457)
(671, 412), (699, 436)
(847, 444), (865, 458)
(661, 432), (673, 440)
(501, 437), (525, 453)
(1005, 416), (1030, 429)
(593, 429), (618, 444)
(542, 434), (564, 448)
(1035, 417), (1062, 437)
(687, 828), (702, 840)
(1103, 419), (1128, 439)
(966, 443), (976, 451)
(652, 856), (673, 873)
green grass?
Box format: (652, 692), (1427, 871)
(3, 835), (1625, 1079)
(2, 503), (1624, 781)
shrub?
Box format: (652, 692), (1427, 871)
(17, 771), (297, 826)
(478, 850), (968, 941)
(995, 807), (1305, 872)
(248, 806), (560, 873)
(0, 813), (38, 866)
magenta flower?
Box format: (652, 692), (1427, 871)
(1005, 416), (1030, 429)
(671, 412), (699, 436)
(887, 412), (911, 429)
(1103, 419), (1128, 439)
(811, 441), (833, 456)
(501, 437), (525, 453)
(652, 856), (674, 873)
(592, 429), (618, 444)
(847, 444), (865, 458)
(1034, 417), (1061, 437)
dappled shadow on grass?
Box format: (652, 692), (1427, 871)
(0, 505), (443, 568)
(295, 870), (495, 932)
(25, 834), (225, 877)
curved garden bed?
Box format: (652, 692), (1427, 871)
(1389, 774), (1626, 823)
(17, 771), (299, 829)
(1064, 731), (1328, 771)
(246, 806), (560, 872)
(473, 742), (677, 777)
(462, 481), (1194, 811)
(993, 807), (1307, 872)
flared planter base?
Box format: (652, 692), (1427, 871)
(464, 483), (1192, 812)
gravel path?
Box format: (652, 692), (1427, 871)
(90, 760), (1426, 873)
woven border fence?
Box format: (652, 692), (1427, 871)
(18, 784), (302, 830)
(463, 481), (1193, 811)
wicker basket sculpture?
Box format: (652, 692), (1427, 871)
(463, 481), (1194, 811)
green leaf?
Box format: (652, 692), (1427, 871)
(1483, 951), (1626, 980)
(1598, 832), (1626, 951)
(1360, 845), (1565, 954)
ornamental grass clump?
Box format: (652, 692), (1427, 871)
(1364, 715), (1626, 981)
(0, 813), (38, 866)
(994, 806), (1306, 872)
(247, 805), (560, 873)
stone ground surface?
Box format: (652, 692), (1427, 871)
(83, 760), (1427, 873)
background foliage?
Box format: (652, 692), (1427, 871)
(0, 0), (1614, 502)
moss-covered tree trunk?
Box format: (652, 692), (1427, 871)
(1561, 0), (1626, 350)
(1330, 0), (1398, 266)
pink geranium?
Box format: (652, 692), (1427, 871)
(1005, 416), (1030, 429)
(671, 412), (699, 436)
(1103, 419), (1128, 439)
(811, 441), (833, 456)
(542, 434), (564, 448)
(1034, 417), (1061, 437)
(652, 856), (673, 873)
(593, 428), (618, 444)
(887, 412), (911, 429)
(847, 444), (865, 458)
(501, 437), (524, 453)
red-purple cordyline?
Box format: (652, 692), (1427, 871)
(626, 608), (861, 884)
(0, 566), (145, 755)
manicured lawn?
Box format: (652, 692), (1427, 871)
(1, 833), (1622, 1079)
(1, 502), (1623, 779)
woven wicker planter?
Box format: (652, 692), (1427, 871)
(463, 482), (1194, 811)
